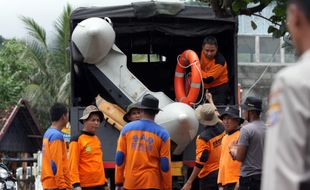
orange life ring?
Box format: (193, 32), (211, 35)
(174, 50), (202, 105)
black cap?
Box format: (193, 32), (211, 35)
(241, 96), (262, 111)
(220, 105), (244, 124)
(136, 94), (161, 111)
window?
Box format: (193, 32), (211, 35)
(238, 35), (295, 64)
(284, 45), (297, 63)
(132, 54), (166, 63)
(259, 36), (281, 63)
(238, 36), (255, 62)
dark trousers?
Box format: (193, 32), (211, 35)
(207, 83), (230, 105)
(223, 183), (237, 190)
(199, 170), (218, 190)
(82, 184), (107, 190)
(239, 174), (261, 190)
(125, 189), (159, 190)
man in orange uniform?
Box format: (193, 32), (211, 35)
(69, 105), (109, 190)
(181, 103), (225, 190)
(201, 36), (229, 105)
(41, 103), (71, 190)
(218, 106), (243, 190)
(115, 94), (172, 190)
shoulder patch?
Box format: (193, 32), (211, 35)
(200, 149), (209, 162)
(160, 157), (170, 172)
(215, 53), (226, 65)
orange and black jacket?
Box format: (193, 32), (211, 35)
(115, 119), (172, 190)
(68, 131), (107, 188)
(200, 51), (229, 89)
(218, 129), (241, 186)
(196, 124), (225, 179)
(41, 127), (70, 189)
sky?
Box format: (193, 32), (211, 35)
(0, 0), (179, 39)
(0, 0), (272, 40)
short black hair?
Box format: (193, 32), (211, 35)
(289, 0), (310, 22)
(249, 110), (261, 117)
(50, 103), (67, 122)
(143, 109), (159, 116)
(202, 36), (218, 47)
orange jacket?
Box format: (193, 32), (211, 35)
(218, 130), (241, 186)
(200, 51), (229, 89)
(68, 131), (107, 188)
(41, 127), (70, 189)
(115, 120), (172, 190)
(195, 124), (225, 179)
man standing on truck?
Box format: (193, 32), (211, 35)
(41, 103), (71, 190)
(262, 0), (310, 189)
(181, 103), (225, 190)
(68, 105), (109, 190)
(115, 94), (172, 190)
(201, 36), (229, 105)
(229, 97), (266, 190)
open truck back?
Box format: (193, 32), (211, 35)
(69, 1), (237, 189)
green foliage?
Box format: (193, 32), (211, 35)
(268, 0), (288, 38)
(20, 16), (47, 48)
(0, 5), (72, 130)
(0, 40), (35, 109)
(201, 0), (289, 38)
(19, 4), (72, 130)
(54, 4), (72, 72)
(251, 20), (258, 30)
(232, 0), (250, 15)
(0, 35), (5, 48)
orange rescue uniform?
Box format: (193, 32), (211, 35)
(218, 130), (241, 186)
(195, 124), (225, 179)
(41, 127), (70, 189)
(200, 51), (229, 89)
(115, 119), (172, 190)
(68, 131), (107, 188)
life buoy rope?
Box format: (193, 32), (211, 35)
(174, 50), (203, 106)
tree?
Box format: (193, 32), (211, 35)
(0, 35), (5, 48)
(0, 40), (36, 110)
(201, 0), (288, 38)
(19, 4), (72, 129)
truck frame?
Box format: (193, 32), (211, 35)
(69, 1), (238, 189)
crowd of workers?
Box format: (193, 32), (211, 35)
(40, 0), (310, 189)
(41, 92), (264, 190)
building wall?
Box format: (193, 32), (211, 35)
(237, 3), (296, 115)
(238, 63), (288, 119)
